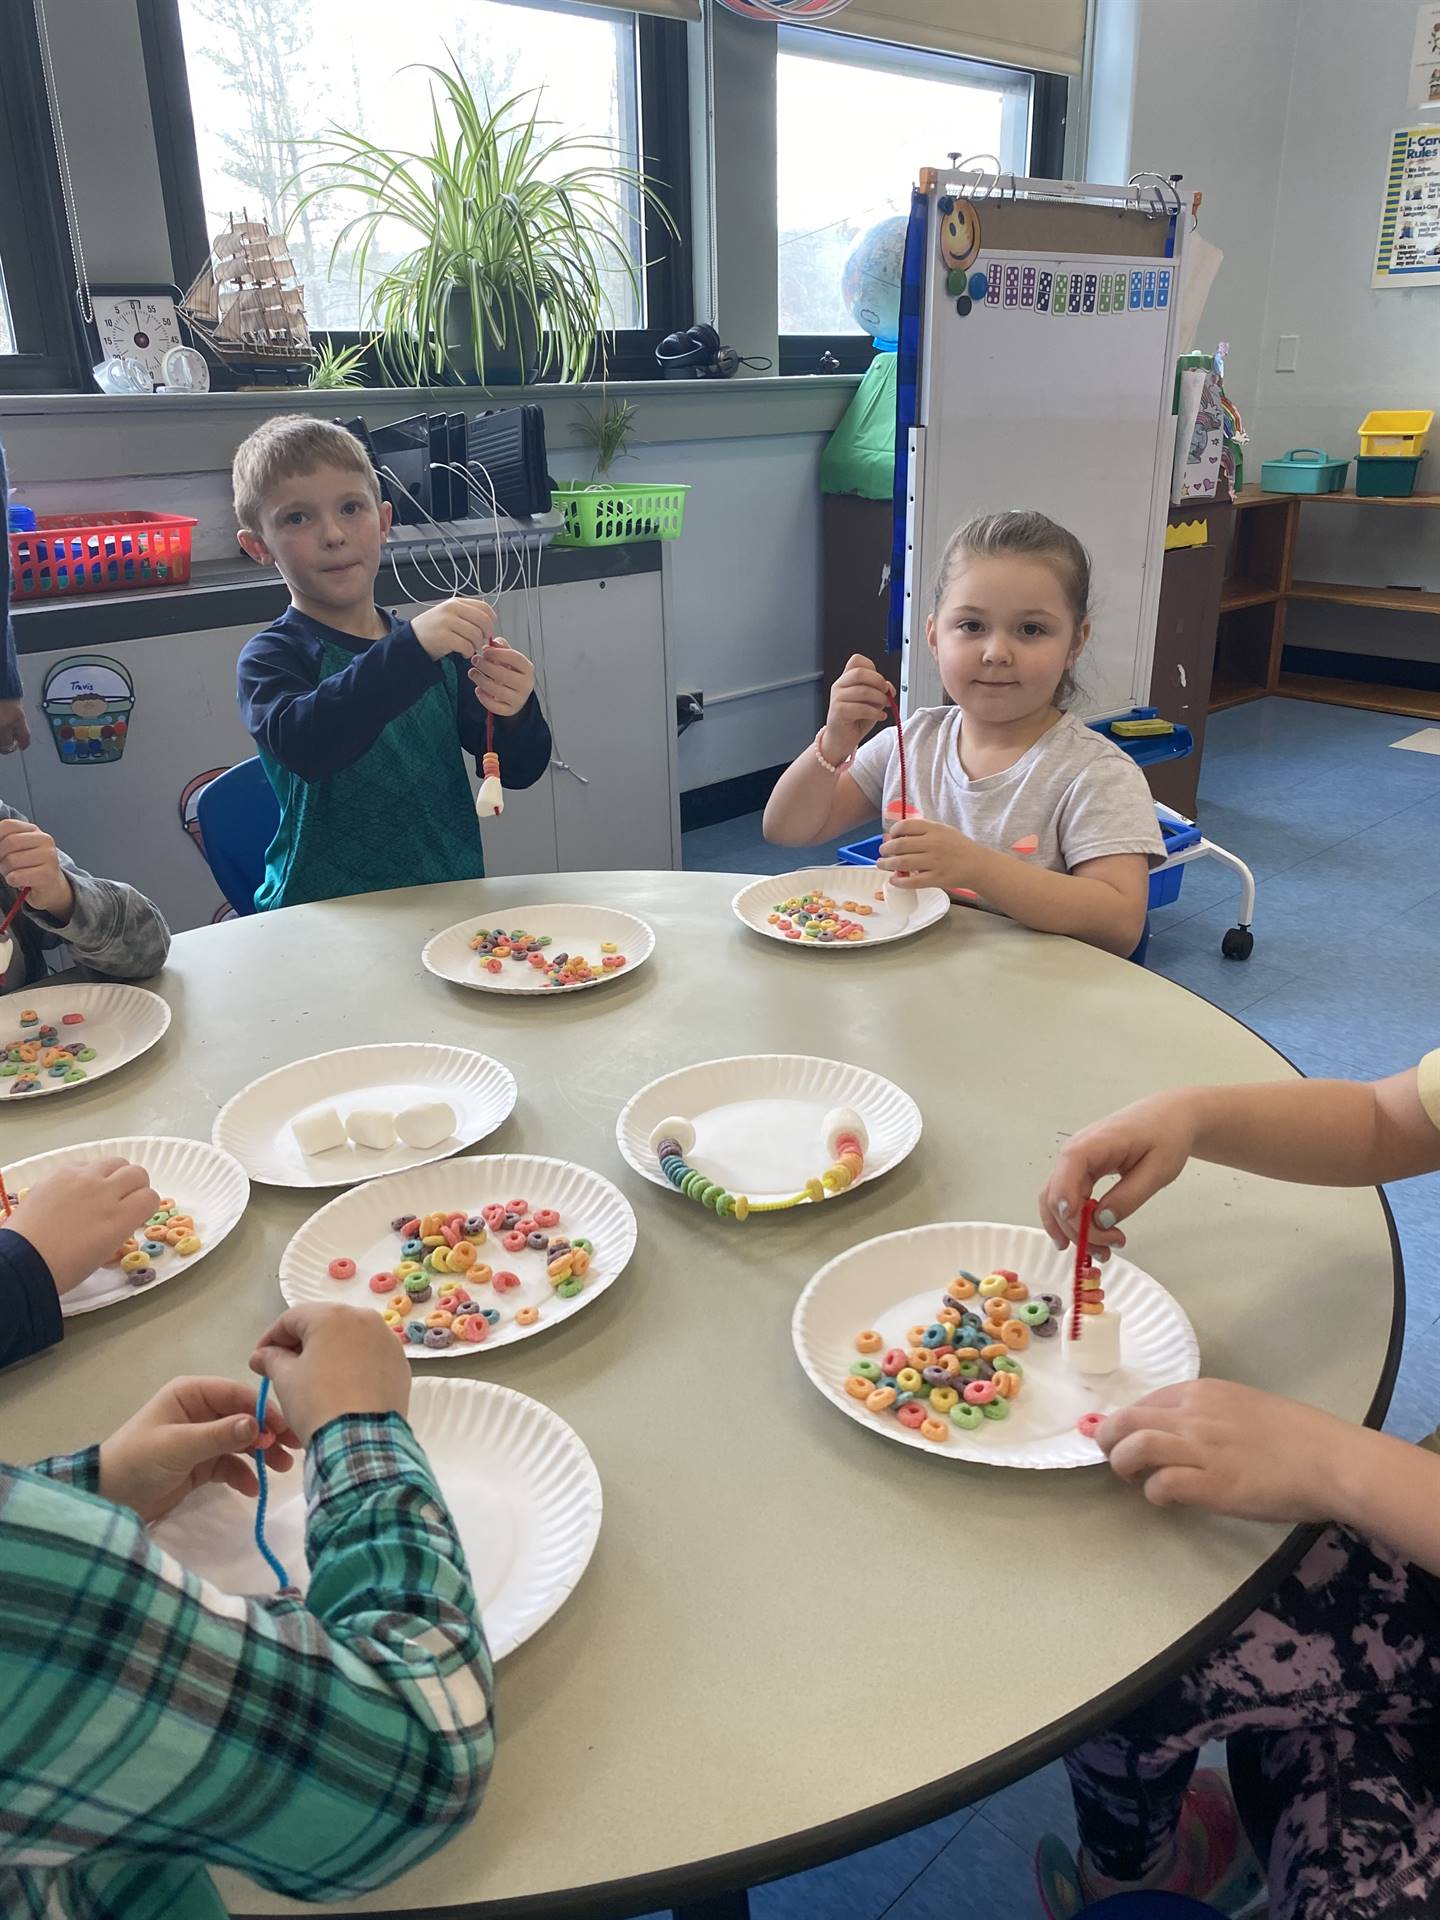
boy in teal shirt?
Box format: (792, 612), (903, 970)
(234, 415), (551, 910)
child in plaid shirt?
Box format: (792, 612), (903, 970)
(0, 1299), (494, 1918)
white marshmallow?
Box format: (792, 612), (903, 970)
(291, 1104), (348, 1155)
(476, 775), (504, 818)
(0, 934), (12, 978)
(394, 1100), (457, 1150)
(649, 1114), (696, 1155)
(1066, 1310), (1123, 1375)
(346, 1107), (397, 1151)
(824, 1105), (870, 1158)
(882, 876), (916, 920)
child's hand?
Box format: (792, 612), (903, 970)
(468, 635), (535, 717)
(821, 654), (891, 764)
(1038, 1090), (1200, 1257)
(0, 817), (74, 920)
(7, 1159), (159, 1295)
(249, 1302), (410, 1447)
(1099, 1379), (1349, 1525)
(877, 816), (975, 892)
(412, 597), (496, 664)
(0, 700), (31, 754)
(99, 1376), (299, 1527)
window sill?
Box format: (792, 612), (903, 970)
(0, 375), (862, 482)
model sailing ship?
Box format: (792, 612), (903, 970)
(179, 214), (313, 376)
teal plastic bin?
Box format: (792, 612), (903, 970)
(1355, 454), (1421, 497)
(1260, 447), (1349, 494)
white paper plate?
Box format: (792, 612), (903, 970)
(213, 1043), (517, 1188)
(792, 1222), (1199, 1469)
(0, 1135), (250, 1319)
(423, 904), (655, 995)
(150, 1377), (602, 1658)
(732, 867), (950, 950)
(0, 983), (171, 1104)
(617, 1054), (921, 1207)
(279, 1153), (637, 1357)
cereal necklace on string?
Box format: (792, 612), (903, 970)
(649, 1106), (868, 1219)
(475, 639), (505, 818)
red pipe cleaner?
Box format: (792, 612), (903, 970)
(1069, 1196), (1097, 1340)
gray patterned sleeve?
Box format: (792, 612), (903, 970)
(24, 853), (171, 980)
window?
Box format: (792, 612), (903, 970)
(145, 0), (691, 376)
(0, 0), (83, 392)
(777, 29), (1059, 365)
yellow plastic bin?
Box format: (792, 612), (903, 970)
(1357, 410), (1433, 458)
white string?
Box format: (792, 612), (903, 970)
(33, 0), (94, 322)
(376, 465), (468, 600)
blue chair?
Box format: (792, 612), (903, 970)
(194, 758), (279, 917)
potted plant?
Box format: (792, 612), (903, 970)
(288, 60), (674, 388)
(307, 338), (373, 390)
(553, 396), (690, 548)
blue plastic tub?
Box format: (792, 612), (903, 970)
(838, 809), (1200, 911)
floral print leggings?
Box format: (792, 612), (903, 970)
(1065, 1529), (1440, 1918)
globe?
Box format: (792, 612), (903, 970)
(841, 216), (906, 349)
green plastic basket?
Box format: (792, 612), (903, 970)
(552, 483), (690, 548)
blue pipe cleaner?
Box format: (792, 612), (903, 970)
(253, 1377), (291, 1592)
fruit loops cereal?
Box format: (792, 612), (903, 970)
(468, 928), (627, 985)
(845, 1268), (1048, 1442)
(768, 891), (873, 943)
(102, 1199), (203, 1289)
(3, 1011), (95, 1093)
(328, 1200), (597, 1349)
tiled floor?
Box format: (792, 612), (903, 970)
(676, 697), (1440, 1919)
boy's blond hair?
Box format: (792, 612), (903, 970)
(232, 414), (380, 533)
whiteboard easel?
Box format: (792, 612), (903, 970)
(901, 171), (1190, 721)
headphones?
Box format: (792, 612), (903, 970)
(655, 322), (742, 379)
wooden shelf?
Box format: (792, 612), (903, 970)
(1209, 677), (1270, 712)
(1289, 579), (1440, 617)
(1298, 488), (1440, 509)
(1220, 577), (1283, 612)
(1276, 671), (1440, 721)
(1234, 485), (1440, 510)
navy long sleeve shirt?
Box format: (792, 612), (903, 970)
(0, 1229), (61, 1371)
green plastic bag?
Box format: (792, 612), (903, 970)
(819, 353), (897, 501)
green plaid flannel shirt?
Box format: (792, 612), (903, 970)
(0, 1411), (494, 1918)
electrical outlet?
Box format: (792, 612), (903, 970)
(676, 691), (704, 729)
(1276, 334), (1299, 373)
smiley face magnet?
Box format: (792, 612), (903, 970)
(937, 194), (982, 277)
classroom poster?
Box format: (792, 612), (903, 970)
(1408, 4), (1440, 110)
(1373, 125), (1440, 285)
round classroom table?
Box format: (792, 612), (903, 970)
(0, 873), (1401, 1920)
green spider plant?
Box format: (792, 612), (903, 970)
(287, 60), (676, 388)
(574, 396), (638, 479)
(306, 337), (373, 389)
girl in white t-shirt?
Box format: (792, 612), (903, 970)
(764, 510), (1164, 956)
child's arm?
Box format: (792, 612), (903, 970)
(880, 818), (1148, 955)
(2, 1309), (492, 1905)
(764, 654), (891, 845)
(0, 814), (170, 981)
(238, 602), (491, 783)
(1040, 1062), (1440, 1253)
(1098, 1378), (1440, 1579)
(0, 1160), (160, 1372)
(458, 637), (553, 790)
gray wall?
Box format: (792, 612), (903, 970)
(1259, 0), (1440, 655)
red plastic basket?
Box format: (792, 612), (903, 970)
(8, 511), (198, 600)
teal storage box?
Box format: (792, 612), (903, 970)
(1260, 447), (1349, 494)
(1355, 455), (1421, 497)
